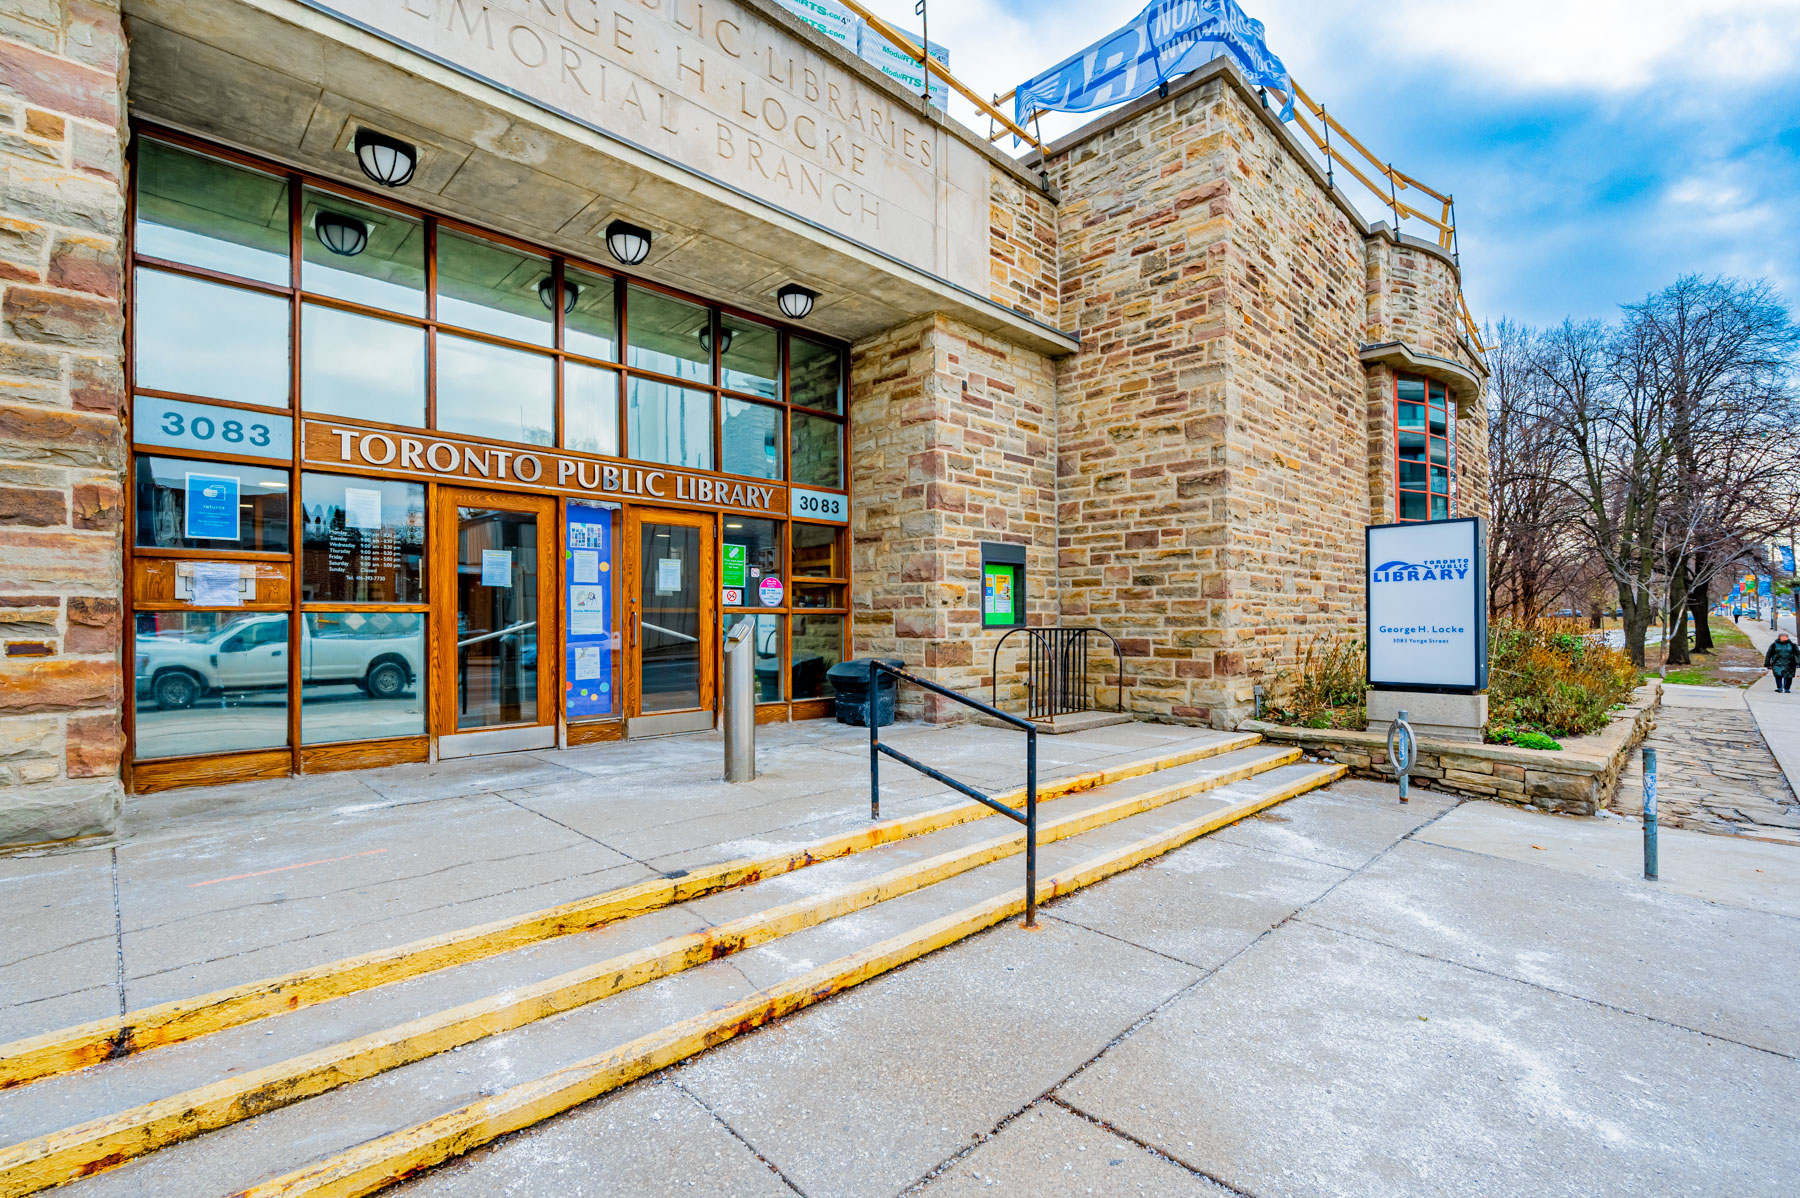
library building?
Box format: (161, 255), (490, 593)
(0, 0), (1488, 845)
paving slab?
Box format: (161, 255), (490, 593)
(1209, 777), (1456, 870)
(1303, 837), (1800, 1056)
(391, 1080), (796, 1197)
(1416, 799), (1800, 918)
(672, 915), (1201, 1198)
(0, 850), (119, 1036)
(1060, 921), (1800, 1198)
(913, 1101), (1233, 1196)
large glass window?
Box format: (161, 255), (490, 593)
(300, 612), (426, 743)
(564, 267), (617, 360)
(300, 303), (426, 427)
(563, 362), (619, 456)
(628, 377), (713, 470)
(720, 314), (779, 398)
(792, 524), (844, 578)
(721, 398), (782, 481)
(626, 286), (712, 382)
(436, 228), (553, 346)
(790, 613), (843, 700)
(300, 190), (425, 315)
(133, 612), (289, 759)
(790, 336), (842, 413)
(133, 269), (290, 406)
(1395, 374), (1453, 522)
(301, 473), (425, 602)
(134, 139), (289, 285)
(436, 334), (554, 445)
(723, 612), (784, 702)
(133, 455), (290, 552)
(791, 412), (843, 488)
(722, 516), (783, 608)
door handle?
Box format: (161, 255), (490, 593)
(630, 610), (639, 649)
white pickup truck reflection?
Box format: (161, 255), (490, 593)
(134, 614), (420, 710)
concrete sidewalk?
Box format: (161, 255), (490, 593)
(384, 786), (1799, 1198)
(1737, 617), (1800, 801)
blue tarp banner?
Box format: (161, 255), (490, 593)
(1013, 0), (1293, 128)
(1781, 544), (1795, 575)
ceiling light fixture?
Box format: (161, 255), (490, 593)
(314, 211), (370, 257)
(777, 284), (817, 320)
(538, 276), (579, 313)
(605, 219), (652, 266)
(698, 323), (734, 355)
(353, 129), (417, 188)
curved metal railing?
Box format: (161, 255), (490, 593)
(990, 627), (1125, 721)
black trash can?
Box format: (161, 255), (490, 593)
(827, 657), (904, 727)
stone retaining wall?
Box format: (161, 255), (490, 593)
(1240, 683), (1660, 815)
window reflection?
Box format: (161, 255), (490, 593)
(134, 139), (289, 285)
(722, 516), (782, 606)
(301, 473), (425, 602)
(723, 612), (784, 702)
(792, 523), (843, 578)
(563, 362), (619, 456)
(720, 315), (779, 398)
(134, 455), (290, 552)
(301, 189), (426, 315)
(790, 336), (842, 412)
(300, 303), (426, 426)
(301, 612), (425, 744)
(790, 412), (842, 488)
(564, 268), (616, 360)
(626, 286), (712, 382)
(133, 612), (289, 759)
(627, 377), (713, 470)
(133, 269), (290, 406)
(436, 228), (553, 346)
(436, 334), (554, 445)
(721, 398), (782, 480)
(790, 613), (843, 699)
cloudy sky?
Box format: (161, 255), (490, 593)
(858, 0), (1800, 329)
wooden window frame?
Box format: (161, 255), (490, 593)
(1393, 372), (1455, 523)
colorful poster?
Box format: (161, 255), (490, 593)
(758, 576), (784, 607)
(565, 505), (615, 719)
(723, 542), (747, 588)
(183, 472), (240, 540)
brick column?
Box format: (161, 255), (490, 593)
(0, 0), (128, 845)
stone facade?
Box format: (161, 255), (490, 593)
(848, 313), (1058, 718)
(0, 0), (129, 844)
(987, 164), (1059, 328)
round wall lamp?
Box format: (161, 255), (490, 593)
(605, 219), (652, 266)
(777, 284), (818, 320)
(538, 276), (579, 313)
(314, 211), (369, 257)
(698, 323), (734, 355)
(353, 129), (417, 188)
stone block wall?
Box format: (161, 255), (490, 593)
(0, 0), (128, 844)
(987, 164), (1059, 328)
(849, 312), (1057, 719)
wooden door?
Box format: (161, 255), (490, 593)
(624, 506), (716, 737)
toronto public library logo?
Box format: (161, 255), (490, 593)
(1373, 559), (1471, 584)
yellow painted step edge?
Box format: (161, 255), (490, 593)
(0, 732), (1260, 1092)
(230, 763), (1348, 1198)
(0, 748), (1303, 1195)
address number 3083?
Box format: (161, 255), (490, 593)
(789, 487), (848, 523)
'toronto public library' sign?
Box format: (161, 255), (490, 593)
(1365, 518), (1488, 692)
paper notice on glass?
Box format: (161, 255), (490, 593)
(481, 549), (513, 586)
(344, 487), (383, 530)
(574, 645), (602, 680)
(189, 562), (243, 607)
(572, 549), (600, 584)
(656, 557), (681, 594)
(570, 585), (607, 635)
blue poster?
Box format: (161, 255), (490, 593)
(1759, 574), (1773, 597)
(1781, 545), (1795, 575)
(1013, 0), (1293, 129)
(183, 472), (240, 540)
(565, 504), (616, 719)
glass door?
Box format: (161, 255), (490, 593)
(625, 507), (716, 737)
(433, 487), (556, 756)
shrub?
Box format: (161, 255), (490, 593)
(1267, 632), (1366, 730)
(1486, 617), (1637, 740)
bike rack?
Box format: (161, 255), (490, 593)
(990, 627), (1126, 721)
(867, 662), (1041, 927)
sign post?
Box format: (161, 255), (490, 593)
(1365, 517), (1488, 744)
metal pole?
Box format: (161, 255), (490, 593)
(1643, 746), (1658, 881)
(869, 666), (881, 821)
(1386, 709), (1415, 803)
(1027, 732), (1039, 917)
(722, 621), (756, 783)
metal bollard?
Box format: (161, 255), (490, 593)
(1643, 746), (1658, 880)
(723, 621), (756, 783)
(1386, 709), (1416, 803)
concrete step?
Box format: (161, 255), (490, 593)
(0, 740), (1344, 1196)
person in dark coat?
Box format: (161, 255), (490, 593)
(1766, 632), (1800, 693)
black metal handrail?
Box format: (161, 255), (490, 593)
(990, 627), (1126, 720)
(868, 662), (1040, 927)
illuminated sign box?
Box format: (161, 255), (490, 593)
(1366, 518), (1487, 693)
